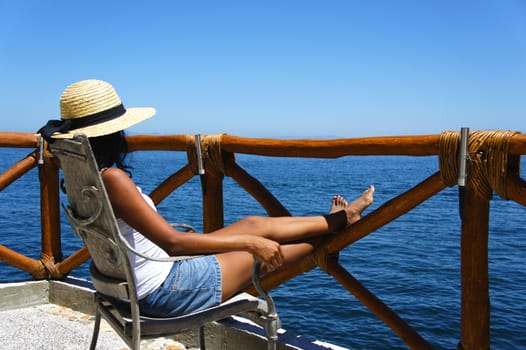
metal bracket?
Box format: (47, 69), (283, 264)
(458, 127), (469, 187)
(194, 134), (205, 175)
(38, 136), (44, 166)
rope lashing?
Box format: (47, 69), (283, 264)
(40, 253), (64, 279)
(439, 131), (460, 188)
(203, 133), (228, 177)
(439, 130), (520, 199)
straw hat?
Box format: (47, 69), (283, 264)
(38, 79), (155, 140)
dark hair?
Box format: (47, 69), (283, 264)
(89, 131), (132, 176)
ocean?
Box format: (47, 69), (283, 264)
(1, 148), (525, 349)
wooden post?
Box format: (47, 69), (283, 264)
(201, 171), (224, 233)
(39, 151), (63, 269)
(458, 184), (490, 350)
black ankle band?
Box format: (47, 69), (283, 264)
(323, 210), (347, 232)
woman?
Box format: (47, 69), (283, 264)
(39, 79), (374, 317)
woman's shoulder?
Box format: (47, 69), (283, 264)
(101, 166), (126, 178)
(101, 167), (135, 188)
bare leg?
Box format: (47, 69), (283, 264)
(210, 185), (374, 243)
(216, 241), (316, 300)
(216, 186), (374, 300)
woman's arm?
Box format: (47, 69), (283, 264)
(101, 168), (283, 265)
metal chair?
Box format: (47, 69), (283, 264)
(49, 134), (279, 350)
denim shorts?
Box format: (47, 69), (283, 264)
(138, 255), (222, 317)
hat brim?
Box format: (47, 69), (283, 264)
(51, 107), (156, 139)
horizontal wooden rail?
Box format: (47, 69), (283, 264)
(127, 134), (188, 152)
(221, 134), (442, 157)
(508, 133), (526, 154)
(1, 131), (525, 155)
(0, 132), (39, 148)
(127, 132), (526, 156)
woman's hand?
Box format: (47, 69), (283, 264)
(247, 236), (284, 272)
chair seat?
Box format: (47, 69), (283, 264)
(97, 291), (266, 337)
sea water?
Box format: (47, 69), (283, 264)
(1, 148), (525, 349)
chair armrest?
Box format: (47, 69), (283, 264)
(170, 223), (196, 232)
(251, 260), (281, 341)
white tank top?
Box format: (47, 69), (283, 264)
(117, 187), (173, 299)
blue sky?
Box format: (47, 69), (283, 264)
(1, 0), (525, 138)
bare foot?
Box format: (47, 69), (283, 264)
(330, 195), (348, 214)
(344, 185), (374, 225)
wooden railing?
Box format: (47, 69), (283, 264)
(1, 130), (525, 350)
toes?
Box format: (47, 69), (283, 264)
(330, 195), (348, 213)
(334, 195), (347, 207)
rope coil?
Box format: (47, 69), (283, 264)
(185, 135), (200, 175)
(203, 133), (227, 177)
(439, 130), (520, 199)
(41, 253), (64, 279)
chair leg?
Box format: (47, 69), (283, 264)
(199, 326), (206, 350)
(89, 310), (102, 350)
(267, 337), (277, 350)
(131, 328), (141, 350)
(265, 317), (278, 350)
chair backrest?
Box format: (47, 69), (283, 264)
(49, 134), (135, 299)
